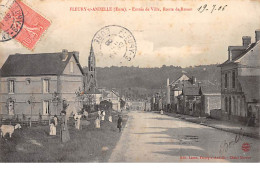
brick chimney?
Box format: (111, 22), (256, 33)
(255, 29), (260, 42)
(73, 51), (79, 61)
(62, 49), (68, 61)
(242, 36), (251, 47)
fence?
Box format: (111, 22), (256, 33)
(0, 114), (73, 127)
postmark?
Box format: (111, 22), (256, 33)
(0, 0), (24, 42)
(92, 25), (137, 62)
(0, 0), (51, 50)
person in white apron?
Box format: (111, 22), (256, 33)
(49, 122), (56, 135)
(95, 116), (100, 128)
(76, 114), (81, 130)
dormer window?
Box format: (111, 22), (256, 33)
(70, 61), (74, 73)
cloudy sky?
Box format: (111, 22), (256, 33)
(0, 0), (260, 68)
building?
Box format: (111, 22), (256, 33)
(177, 79), (221, 116)
(101, 89), (121, 111)
(0, 50), (86, 120)
(168, 74), (196, 112)
(219, 30), (260, 124)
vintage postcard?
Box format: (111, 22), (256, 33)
(0, 0), (259, 163)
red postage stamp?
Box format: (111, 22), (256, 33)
(0, 0), (51, 50)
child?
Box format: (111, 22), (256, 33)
(49, 122), (56, 136)
(160, 109), (164, 115)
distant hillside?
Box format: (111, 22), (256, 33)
(83, 64), (221, 99)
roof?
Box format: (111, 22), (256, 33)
(170, 73), (191, 86)
(219, 42), (258, 67)
(199, 80), (221, 94)
(182, 87), (200, 96)
(111, 90), (120, 97)
(0, 51), (85, 77)
(238, 76), (260, 103)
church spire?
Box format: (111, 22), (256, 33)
(87, 45), (97, 91)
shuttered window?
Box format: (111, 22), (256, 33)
(9, 80), (15, 93)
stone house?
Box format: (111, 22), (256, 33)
(218, 30), (260, 124)
(0, 49), (86, 120)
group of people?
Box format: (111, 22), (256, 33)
(49, 110), (70, 143)
(49, 108), (124, 143)
(95, 109), (113, 128)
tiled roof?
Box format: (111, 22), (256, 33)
(0, 52), (84, 77)
(238, 76), (260, 102)
(199, 80), (221, 94)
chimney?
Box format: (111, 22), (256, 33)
(166, 78), (170, 104)
(73, 51), (79, 61)
(191, 76), (196, 85)
(62, 49), (68, 61)
(242, 36), (251, 47)
(255, 29), (260, 42)
(228, 47), (232, 61)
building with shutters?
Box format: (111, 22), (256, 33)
(218, 30), (260, 124)
(0, 49), (86, 120)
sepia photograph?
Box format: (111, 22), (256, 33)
(0, 0), (259, 163)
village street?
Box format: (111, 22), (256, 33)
(109, 111), (259, 162)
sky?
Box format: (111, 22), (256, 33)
(0, 0), (260, 68)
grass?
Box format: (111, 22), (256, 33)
(0, 112), (128, 162)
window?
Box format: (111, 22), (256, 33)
(9, 80), (14, 93)
(43, 79), (49, 93)
(232, 71), (235, 88)
(26, 79), (31, 85)
(70, 61), (74, 73)
(43, 101), (50, 115)
(224, 73), (228, 89)
(225, 97), (228, 112)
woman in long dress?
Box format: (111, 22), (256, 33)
(60, 110), (70, 143)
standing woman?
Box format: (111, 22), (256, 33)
(60, 110), (70, 143)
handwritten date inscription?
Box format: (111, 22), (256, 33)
(197, 4), (227, 13)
